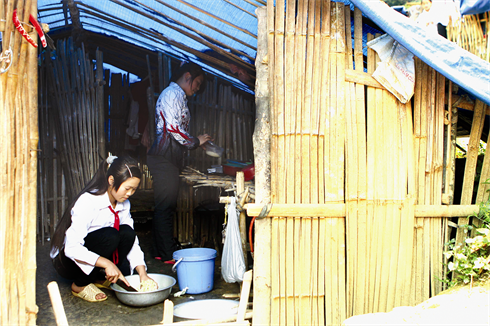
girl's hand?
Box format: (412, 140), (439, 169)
(135, 265), (158, 290)
(95, 256), (125, 284)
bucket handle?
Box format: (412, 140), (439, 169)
(171, 258), (183, 273)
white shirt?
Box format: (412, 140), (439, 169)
(62, 192), (146, 275)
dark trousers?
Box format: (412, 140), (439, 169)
(147, 154), (180, 260)
(52, 225), (136, 287)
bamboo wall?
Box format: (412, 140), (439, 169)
(255, 1), (490, 325)
(0, 1), (39, 325)
(38, 38), (105, 240)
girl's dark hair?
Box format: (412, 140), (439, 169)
(170, 62), (207, 94)
(50, 155), (142, 256)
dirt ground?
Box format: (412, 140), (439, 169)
(35, 220), (243, 326)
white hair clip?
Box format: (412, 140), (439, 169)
(106, 154), (118, 166)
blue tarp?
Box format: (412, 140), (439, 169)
(456, 0), (490, 15)
(350, 0), (490, 106)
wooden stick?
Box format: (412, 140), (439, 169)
(237, 270), (253, 322)
(128, 0), (256, 67)
(173, 0), (257, 38)
(224, 0), (256, 17)
(47, 282), (69, 326)
(154, 0), (257, 51)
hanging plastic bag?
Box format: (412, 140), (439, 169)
(221, 197), (246, 283)
(367, 34), (415, 104)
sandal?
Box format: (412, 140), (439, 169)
(94, 279), (113, 290)
(72, 283), (107, 302)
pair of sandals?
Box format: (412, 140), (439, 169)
(72, 280), (112, 303)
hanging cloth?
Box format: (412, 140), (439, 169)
(108, 205), (120, 264)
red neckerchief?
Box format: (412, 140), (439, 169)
(108, 205), (120, 264)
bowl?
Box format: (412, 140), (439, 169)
(205, 141), (224, 158)
(111, 273), (176, 307)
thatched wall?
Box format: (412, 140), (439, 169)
(0, 1), (39, 325)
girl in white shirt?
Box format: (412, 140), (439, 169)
(51, 155), (154, 302)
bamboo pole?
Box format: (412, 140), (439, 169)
(272, 0), (285, 322)
(284, 0), (296, 324)
(47, 282), (69, 326)
(292, 1), (307, 322)
(365, 32), (376, 314)
(456, 99), (486, 246)
(299, 0), (316, 324)
(317, 1), (330, 323)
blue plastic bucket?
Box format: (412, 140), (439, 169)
(172, 248), (217, 294)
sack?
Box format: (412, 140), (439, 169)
(367, 34), (415, 104)
(221, 197), (246, 283)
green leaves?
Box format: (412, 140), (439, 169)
(442, 208), (490, 288)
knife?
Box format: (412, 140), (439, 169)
(116, 279), (139, 292)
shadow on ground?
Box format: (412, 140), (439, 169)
(36, 220), (242, 326)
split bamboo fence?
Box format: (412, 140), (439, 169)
(251, 2), (490, 325)
(0, 1), (39, 325)
(38, 37), (105, 242)
(448, 11), (489, 62)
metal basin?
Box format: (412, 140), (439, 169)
(111, 273), (176, 307)
(173, 299), (240, 320)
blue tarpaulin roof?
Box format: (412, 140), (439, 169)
(37, 0), (262, 92)
(456, 0), (490, 15)
(350, 0), (490, 106)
